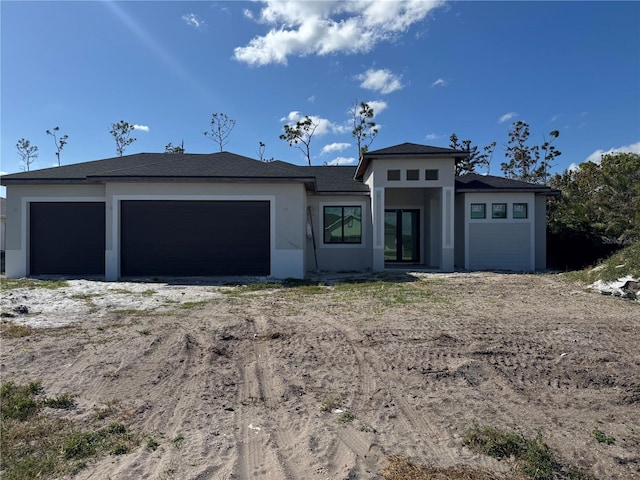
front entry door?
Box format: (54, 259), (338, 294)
(384, 209), (420, 262)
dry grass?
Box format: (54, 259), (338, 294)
(381, 455), (516, 480)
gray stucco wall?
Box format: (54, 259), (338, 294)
(305, 194), (372, 272)
(5, 182), (307, 279)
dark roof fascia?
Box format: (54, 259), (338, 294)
(455, 187), (560, 196)
(85, 175), (316, 184)
(314, 190), (371, 197)
(0, 178), (103, 186)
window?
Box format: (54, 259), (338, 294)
(406, 169), (419, 181)
(324, 206), (362, 244)
(425, 169), (439, 180)
(387, 170), (401, 181)
(513, 203), (528, 219)
(470, 203), (486, 219)
(492, 203), (507, 219)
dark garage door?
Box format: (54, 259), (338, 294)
(30, 202), (105, 275)
(120, 200), (270, 276)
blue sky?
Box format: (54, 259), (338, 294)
(1, 0), (639, 182)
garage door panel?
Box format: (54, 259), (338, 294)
(30, 202), (105, 275)
(469, 223), (531, 271)
(121, 200), (270, 276)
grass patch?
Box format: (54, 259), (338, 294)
(110, 308), (153, 317)
(43, 394), (76, 410)
(337, 411), (356, 424)
(1, 278), (68, 290)
(462, 426), (597, 480)
(566, 242), (640, 283)
(0, 321), (34, 338)
(179, 300), (210, 309)
(1, 381), (140, 479)
(110, 288), (156, 296)
(592, 427), (615, 445)
(70, 292), (101, 301)
(464, 426), (554, 479)
(381, 454), (507, 480)
(319, 393), (342, 412)
(171, 433), (185, 449)
(332, 278), (447, 307)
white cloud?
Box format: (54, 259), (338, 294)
(281, 111), (346, 136)
(584, 141), (640, 164)
(182, 13), (205, 28)
(133, 124), (150, 132)
(308, 95), (316, 103)
(327, 156), (357, 166)
(431, 78), (447, 88)
(425, 133), (442, 141)
(498, 112), (517, 124)
(357, 69), (403, 94)
(234, 1), (444, 66)
(321, 142), (351, 155)
(365, 100), (387, 117)
(243, 8), (254, 20)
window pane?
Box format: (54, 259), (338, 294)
(492, 203), (507, 219)
(406, 169), (419, 181)
(513, 203), (528, 219)
(342, 206), (362, 243)
(387, 170), (400, 181)
(425, 169), (439, 180)
(324, 207), (343, 243)
(323, 206), (362, 244)
(470, 203), (486, 219)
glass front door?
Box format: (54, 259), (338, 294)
(384, 209), (420, 262)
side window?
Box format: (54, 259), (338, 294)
(406, 169), (419, 181)
(492, 203), (507, 219)
(513, 203), (528, 219)
(425, 169), (439, 180)
(470, 203), (486, 219)
(323, 206), (362, 244)
(387, 170), (401, 181)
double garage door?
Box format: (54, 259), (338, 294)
(30, 201), (270, 277)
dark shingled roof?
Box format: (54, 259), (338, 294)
(365, 142), (466, 157)
(455, 173), (559, 194)
(355, 142), (467, 179)
(1, 152), (313, 183)
(0, 152), (370, 194)
(0, 151), (557, 196)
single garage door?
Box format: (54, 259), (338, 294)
(120, 200), (270, 276)
(30, 202), (105, 275)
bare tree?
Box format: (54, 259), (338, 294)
(279, 115), (319, 166)
(45, 126), (69, 166)
(109, 120), (137, 157)
(16, 138), (39, 171)
(203, 113), (236, 152)
(350, 100), (378, 158)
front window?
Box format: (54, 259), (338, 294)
(324, 206), (362, 244)
(513, 203), (528, 219)
(470, 203), (486, 219)
(492, 203), (507, 219)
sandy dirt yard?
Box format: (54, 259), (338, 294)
(1, 272), (639, 480)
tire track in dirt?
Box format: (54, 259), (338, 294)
(231, 313), (321, 480)
(321, 317), (462, 470)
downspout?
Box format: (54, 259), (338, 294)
(307, 206), (319, 271)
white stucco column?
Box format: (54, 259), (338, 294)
(441, 186), (454, 272)
(372, 187), (385, 271)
